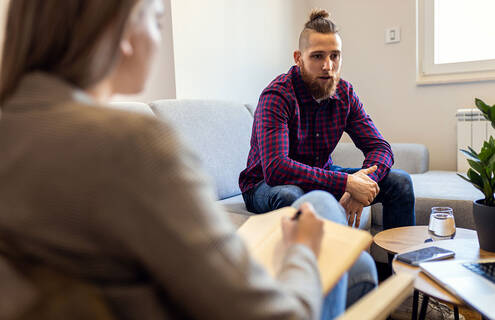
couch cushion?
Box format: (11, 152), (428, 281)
(218, 195), (250, 215)
(411, 170), (481, 229)
(109, 101), (156, 117)
(331, 143), (429, 174)
(218, 195), (252, 228)
(150, 99), (253, 200)
(371, 170), (482, 229)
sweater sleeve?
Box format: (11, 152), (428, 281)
(106, 118), (323, 320)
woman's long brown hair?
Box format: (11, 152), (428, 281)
(0, 0), (139, 105)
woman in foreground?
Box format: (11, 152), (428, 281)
(0, 0), (367, 319)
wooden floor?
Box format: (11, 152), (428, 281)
(390, 297), (482, 320)
(456, 305), (481, 320)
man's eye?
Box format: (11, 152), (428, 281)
(312, 54), (322, 59)
(331, 53), (340, 60)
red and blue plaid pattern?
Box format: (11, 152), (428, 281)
(239, 66), (393, 199)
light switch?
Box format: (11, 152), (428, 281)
(385, 27), (401, 44)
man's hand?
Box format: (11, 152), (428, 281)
(345, 166), (380, 206)
(339, 192), (364, 228)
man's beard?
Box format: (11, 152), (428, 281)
(300, 63), (340, 100)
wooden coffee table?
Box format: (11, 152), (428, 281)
(373, 226), (495, 320)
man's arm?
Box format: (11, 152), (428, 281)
(255, 90), (348, 197)
(344, 84), (394, 183)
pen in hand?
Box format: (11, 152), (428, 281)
(292, 210), (302, 221)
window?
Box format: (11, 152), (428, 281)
(417, 0), (495, 84)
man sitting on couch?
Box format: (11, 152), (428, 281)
(239, 9), (415, 231)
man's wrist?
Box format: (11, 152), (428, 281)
(344, 174), (353, 193)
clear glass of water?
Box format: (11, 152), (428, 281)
(428, 207), (456, 241)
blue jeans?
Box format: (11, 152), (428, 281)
(242, 168), (415, 229)
(291, 191), (378, 319)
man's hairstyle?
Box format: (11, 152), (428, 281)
(299, 9), (339, 51)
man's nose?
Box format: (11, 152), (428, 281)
(322, 57), (333, 71)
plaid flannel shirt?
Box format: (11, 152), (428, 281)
(239, 66), (393, 199)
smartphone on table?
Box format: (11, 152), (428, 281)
(396, 246), (455, 266)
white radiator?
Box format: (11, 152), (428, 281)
(456, 108), (495, 173)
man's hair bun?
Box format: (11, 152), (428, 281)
(299, 8), (338, 50)
(309, 9), (330, 22)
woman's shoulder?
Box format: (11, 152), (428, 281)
(67, 102), (181, 154)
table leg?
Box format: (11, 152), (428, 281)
(418, 294), (429, 320)
(412, 289), (419, 320)
(453, 305), (459, 320)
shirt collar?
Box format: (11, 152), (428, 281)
(2, 72), (95, 112)
(291, 65), (343, 105)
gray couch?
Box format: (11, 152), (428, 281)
(111, 99), (483, 261)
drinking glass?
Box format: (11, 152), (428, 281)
(428, 207), (456, 241)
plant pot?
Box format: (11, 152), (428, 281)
(473, 199), (495, 252)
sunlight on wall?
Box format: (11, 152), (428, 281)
(0, 0), (9, 69)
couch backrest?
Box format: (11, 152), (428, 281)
(109, 101), (156, 117)
(150, 99), (253, 200)
(331, 143), (429, 174)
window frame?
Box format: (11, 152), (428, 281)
(416, 0), (495, 85)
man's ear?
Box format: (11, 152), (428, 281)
(120, 39), (133, 57)
(294, 50), (302, 67)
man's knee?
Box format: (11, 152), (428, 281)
(348, 252), (378, 288)
(385, 169), (414, 198)
(269, 185), (304, 209)
(291, 190), (346, 224)
(346, 251), (378, 307)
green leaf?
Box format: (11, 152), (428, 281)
(458, 172), (484, 192)
(481, 173), (493, 199)
(489, 106), (495, 123)
(467, 146), (479, 157)
(488, 151), (495, 168)
(476, 98), (490, 114)
(466, 169), (483, 190)
(460, 149), (479, 161)
(467, 159), (483, 174)
(478, 139), (495, 163)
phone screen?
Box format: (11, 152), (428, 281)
(396, 246), (455, 266)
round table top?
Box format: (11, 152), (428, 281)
(373, 225), (477, 254)
(373, 226), (494, 305)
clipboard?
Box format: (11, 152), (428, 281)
(237, 207), (373, 294)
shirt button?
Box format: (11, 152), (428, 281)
(316, 156), (320, 161)
(316, 133), (320, 137)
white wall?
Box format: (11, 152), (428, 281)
(170, 0), (309, 106)
(0, 0), (8, 69)
(309, 0), (495, 171)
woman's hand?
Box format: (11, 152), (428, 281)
(281, 202), (324, 258)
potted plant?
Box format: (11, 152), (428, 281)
(458, 98), (495, 252)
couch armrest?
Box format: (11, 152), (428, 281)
(391, 143), (429, 174)
(332, 143), (429, 174)
(337, 273), (414, 320)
